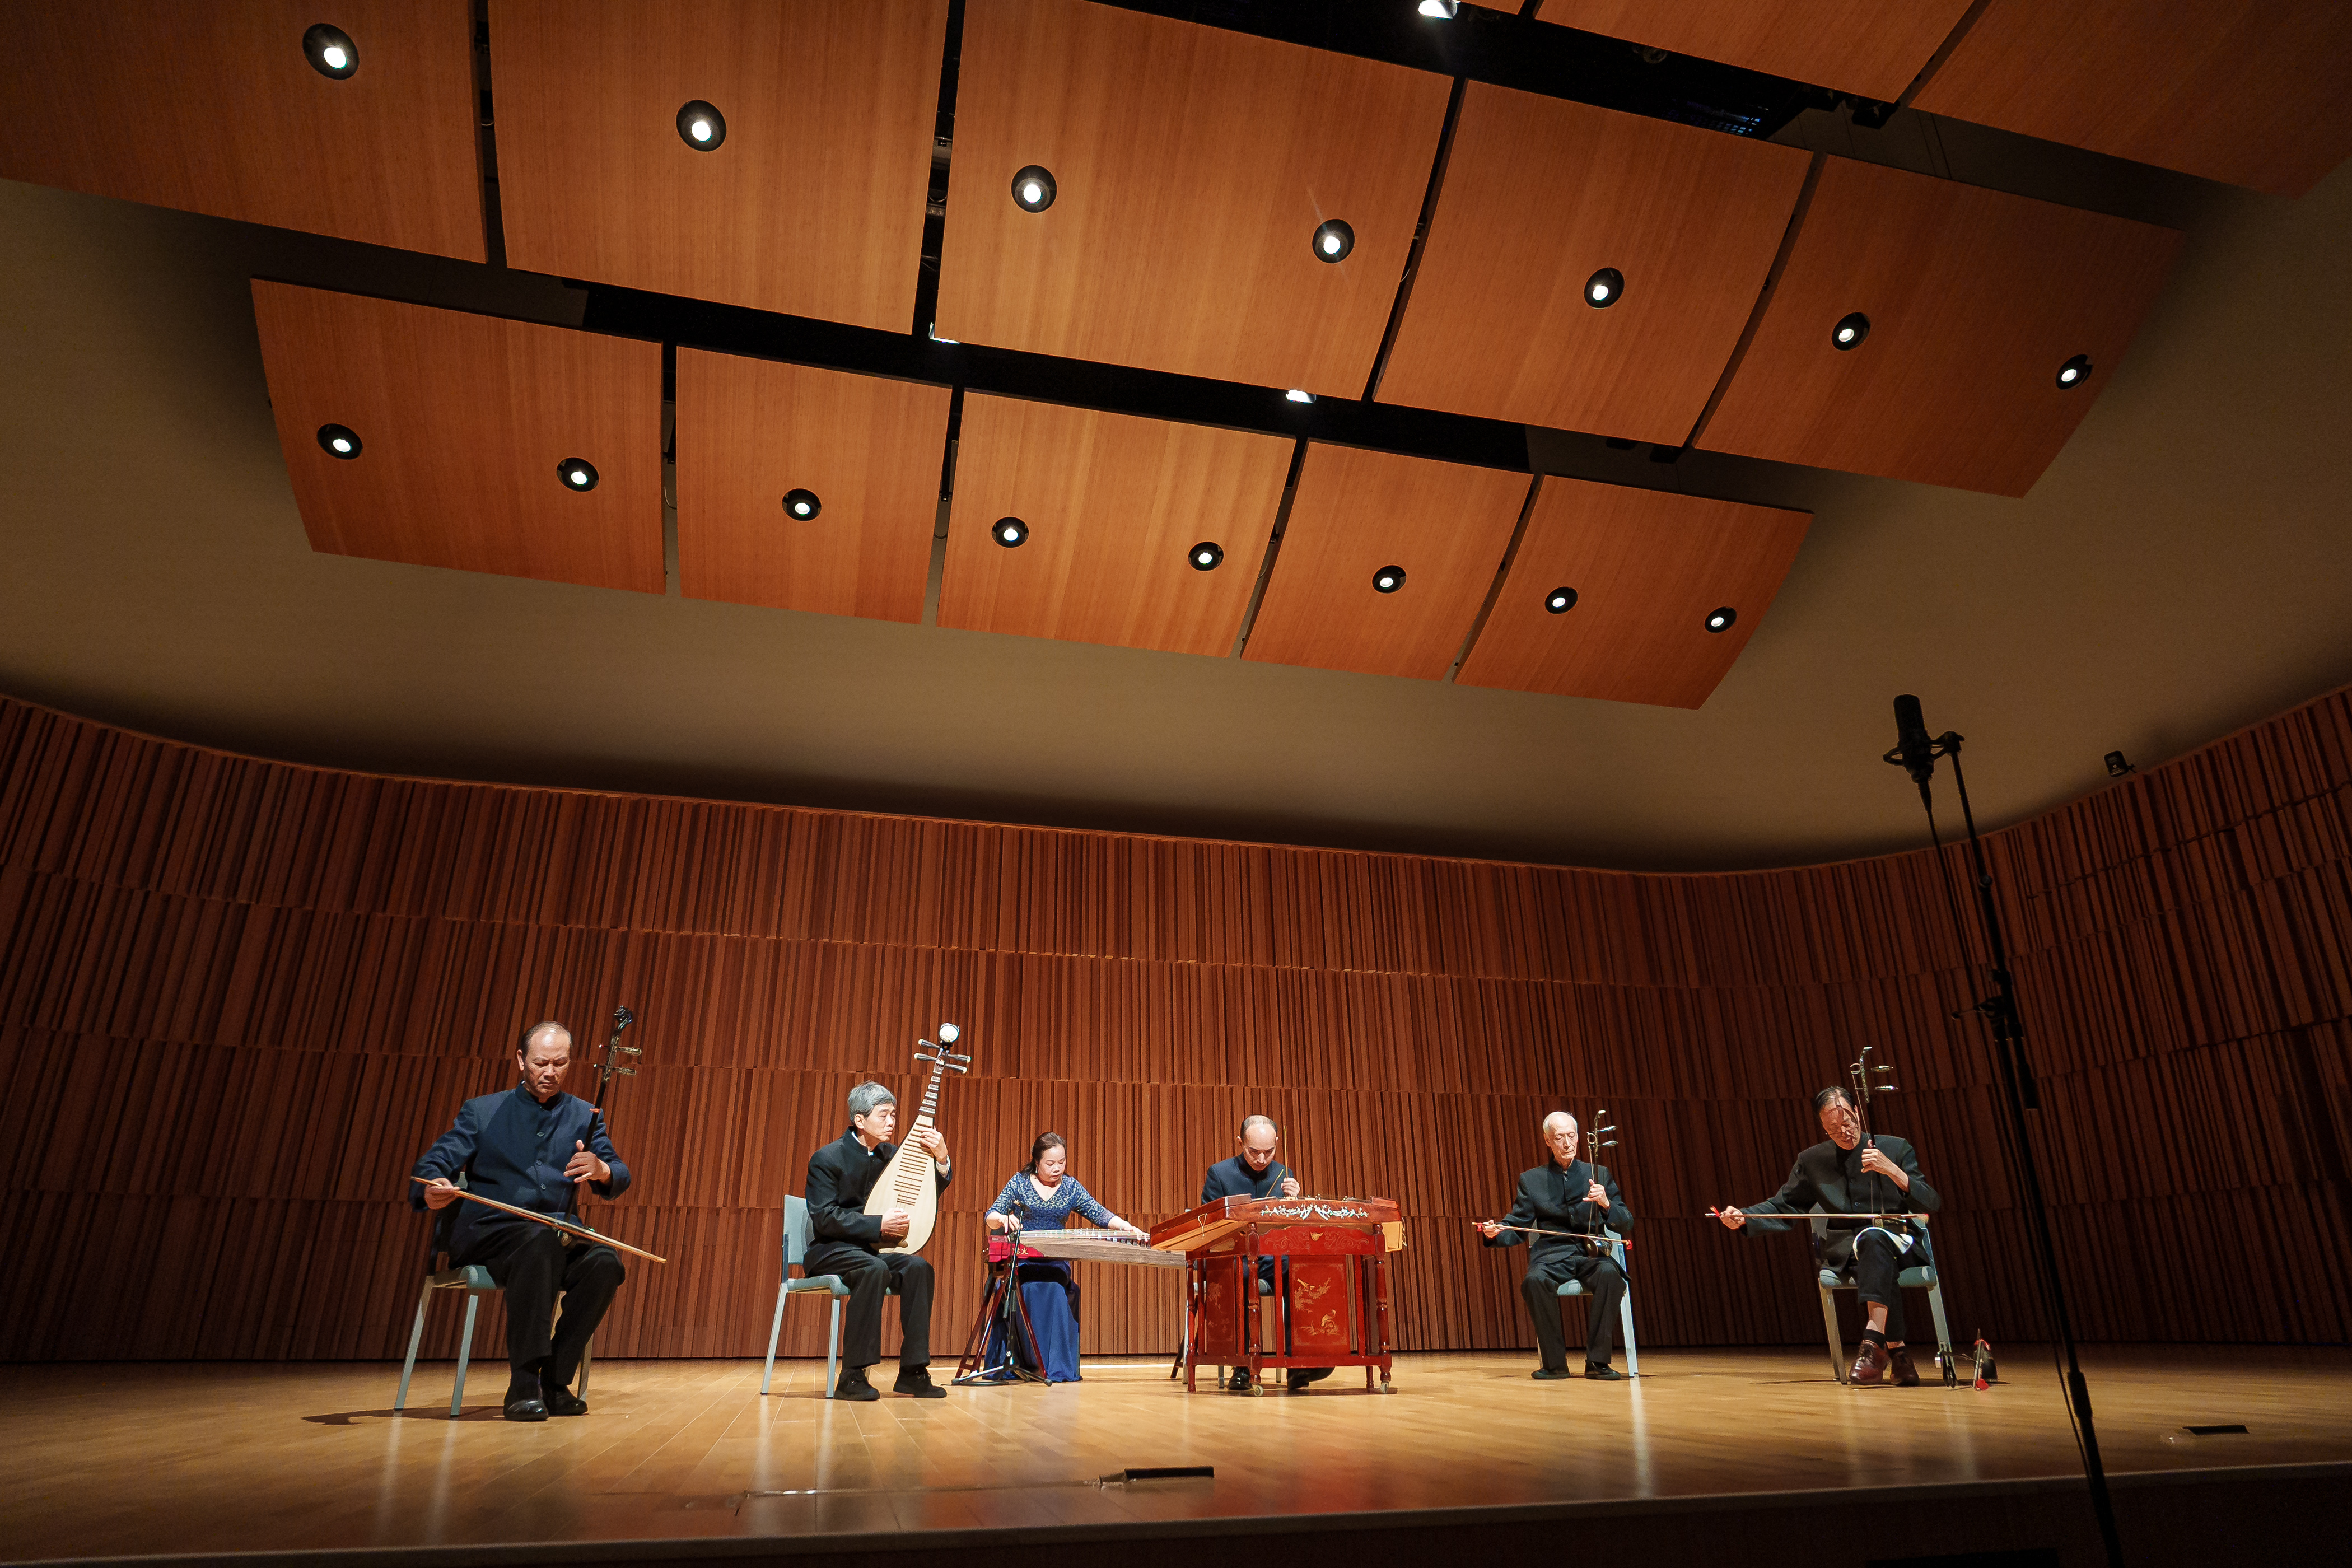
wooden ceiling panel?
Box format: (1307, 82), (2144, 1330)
(1378, 84), (1809, 445)
(934, 0), (1452, 398)
(0, 2), (482, 259)
(1528, 2), (1974, 104)
(1697, 157), (2182, 496)
(674, 352), (950, 623)
(1457, 478), (1810, 708)
(939, 397), (1291, 657)
(1912, 0), (2352, 198)
(491, 0), (948, 330)
(251, 282), (663, 593)
(1244, 447), (1529, 682)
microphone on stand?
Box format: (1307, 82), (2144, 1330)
(1888, 694), (1939, 811)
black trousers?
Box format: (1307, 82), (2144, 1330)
(458, 1222), (626, 1390)
(804, 1241), (935, 1371)
(1520, 1246), (1627, 1370)
(1849, 1229), (1916, 1340)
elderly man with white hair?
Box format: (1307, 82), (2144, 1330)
(1479, 1110), (1634, 1380)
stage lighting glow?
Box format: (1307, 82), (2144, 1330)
(1011, 165), (1057, 212)
(1833, 312), (1871, 349)
(1705, 606), (1736, 632)
(783, 488), (821, 520)
(676, 100), (726, 150)
(995, 516), (1030, 547)
(1373, 564), (1406, 594)
(560, 459), (600, 491)
(316, 423), (362, 458)
(1545, 587), (1577, 614)
(1585, 268), (1623, 308)
(302, 24), (357, 79)
(1312, 220), (1355, 263)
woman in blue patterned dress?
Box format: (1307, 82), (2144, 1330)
(982, 1132), (1146, 1382)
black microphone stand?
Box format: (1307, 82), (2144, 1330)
(1887, 716), (2124, 1568)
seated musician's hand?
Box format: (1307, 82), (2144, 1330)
(1280, 1175), (1301, 1198)
(985, 1211), (1010, 1232)
(1858, 1145), (1903, 1184)
(1712, 1206), (1747, 1230)
(1478, 1221), (1502, 1239)
(563, 1139), (610, 1185)
(881, 1206), (912, 1239)
(1586, 1180), (1608, 1207)
(423, 1178), (460, 1210)
(914, 1127), (946, 1162)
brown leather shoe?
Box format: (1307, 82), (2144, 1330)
(1849, 1340), (1891, 1386)
(1888, 1345), (1920, 1387)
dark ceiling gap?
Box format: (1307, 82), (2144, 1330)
(1362, 74), (1467, 403)
(1678, 150), (1827, 454)
(1892, 0), (1997, 116)
(1444, 472), (1543, 684)
(912, 0), (967, 338)
(1228, 438), (1311, 660)
(469, 0), (506, 269)
(582, 285), (1530, 473)
(922, 385), (967, 631)
(1096, 0), (1818, 139)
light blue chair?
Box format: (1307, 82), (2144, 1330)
(1557, 1230), (1640, 1376)
(763, 1194), (893, 1397)
(394, 1176), (592, 1415)
(1812, 1214), (1953, 1384)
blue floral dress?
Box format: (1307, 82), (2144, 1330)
(984, 1173), (1118, 1382)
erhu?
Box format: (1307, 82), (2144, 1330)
(561, 1004), (640, 1230)
(1846, 1042), (1900, 1221)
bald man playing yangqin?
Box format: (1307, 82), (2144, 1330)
(1481, 1112), (1633, 1380)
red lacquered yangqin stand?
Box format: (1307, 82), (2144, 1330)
(1149, 1194), (1403, 1394)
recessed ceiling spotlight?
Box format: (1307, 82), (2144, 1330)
(1011, 165), (1057, 212)
(316, 423), (362, 458)
(1312, 219), (1355, 263)
(1372, 564), (1406, 594)
(1705, 606), (1736, 632)
(2056, 353), (2093, 389)
(1832, 312), (1871, 350)
(676, 100), (726, 150)
(1584, 267), (1624, 309)
(302, 24), (357, 78)
(1544, 586), (1577, 614)
(993, 516), (1029, 547)
(559, 459), (599, 491)
(1286, 389), (1315, 404)
(1419, 1), (1461, 17)
(1189, 541), (1224, 571)
(783, 488), (821, 520)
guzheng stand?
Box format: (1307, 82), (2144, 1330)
(1150, 1195), (1403, 1395)
(953, 1232), (1047, 1385)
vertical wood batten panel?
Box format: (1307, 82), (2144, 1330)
(1, 690), (2350, 1355)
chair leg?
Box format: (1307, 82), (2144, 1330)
(1620, 1285), (1639, 1378)
(451, 1294), (480, 1417)
(578, 1340), (592, 1398)
(1820, 1287), (1847, 1384)
(762, 1281), (789, 1395)
(395, 1279), (434, 1412)
(1926, 1281), (1954, 1384)
(825, 1295), (844, 1398)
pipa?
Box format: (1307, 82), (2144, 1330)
(866, 1024), (970, 1256)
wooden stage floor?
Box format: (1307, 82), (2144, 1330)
(4, 1348), (2349, 1562)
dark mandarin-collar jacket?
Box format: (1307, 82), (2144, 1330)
(410, 1083), (631, 1258)
(1482, 1158), (1635, 1258)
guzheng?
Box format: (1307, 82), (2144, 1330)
(1148, 1194), (1404, 1394)
(987, 1231), (1187, 1268)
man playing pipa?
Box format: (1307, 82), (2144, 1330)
(804, 1079), (954, 1401)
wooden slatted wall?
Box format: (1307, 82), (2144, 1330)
(1, 690), (2346, 1362)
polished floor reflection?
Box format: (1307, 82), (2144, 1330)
(3, 1348), (2346, 1560)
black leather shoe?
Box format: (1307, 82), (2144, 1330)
(1583, 1364), (1624, 1380)
(1286, 1365), (1335, 1390)
(1531, 1367), (1575, 1380)
(540, 1384), (588, 1416)
(502, 1395), (548, 1421)
(1888, 1345), (1921, 1387)
(1226, 1369), (1253, 1393)
(893, 1367), (946, 1399)
(831, 1367), (881, 1402)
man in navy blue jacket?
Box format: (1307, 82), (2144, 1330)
(413, 1021), (632, 1421)
(1200, 1115), (1331, 1393)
